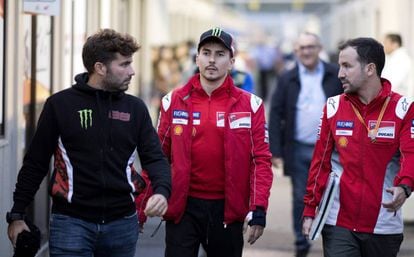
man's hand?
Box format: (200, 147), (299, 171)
(243, 210), (265, 244)
(271, 157), (283, 169)
(382, 186), (407, 213)
(246, 225), (264, 245)
(8, 220), (30, 248)
(144, 194), (168, 217)
(302, 217), (313, 239)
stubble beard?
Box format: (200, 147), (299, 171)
(102, 75), (129, 92)
(202, 69), (227, 83)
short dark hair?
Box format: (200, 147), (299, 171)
(82, 29), (140, 73)
(338, 37), (385, 76)
(385, 33), (402, 46)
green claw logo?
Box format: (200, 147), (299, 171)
(78, 109), (93, 129)
(212, 27), (222, 37)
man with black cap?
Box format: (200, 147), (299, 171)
(155, 27), (273, 257)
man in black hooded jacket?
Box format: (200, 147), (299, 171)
(7, 29), (171, 257)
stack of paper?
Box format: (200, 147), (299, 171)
(309, 172), (339, 240)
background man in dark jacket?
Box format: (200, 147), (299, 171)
(7, 29), (171, 257)
(268, 32), (343, 257)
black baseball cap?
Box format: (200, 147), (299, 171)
(198, 27), (234, 56)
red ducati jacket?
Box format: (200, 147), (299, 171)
(304, 79), (414, 234)
(157, 74), (273, 224)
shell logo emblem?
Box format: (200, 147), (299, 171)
(338, 136), (348, 148)
(174, 125), (183, 135)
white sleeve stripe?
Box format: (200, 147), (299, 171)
(162, 91), (173, 111)
(250, 94), (263, 113)
(395, 96), (414, 119)
(326, 95), (340, 119)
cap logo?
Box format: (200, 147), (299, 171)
(212, 27), (222, 37)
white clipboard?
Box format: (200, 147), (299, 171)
(309, 172), (339, 240)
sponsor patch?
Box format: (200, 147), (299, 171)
(217, 112), (225, 127)
(411, 119), (414, 135)
(172, 110), (189, 125)
(316, 111), (324, 140)
(338, 136), (348, 147)
(229, 112), (251, 129)
(336, 121), (354, 129)
(78, 109), (93, 129)
(174, 125), (183, 135)
(335, 120), (353, 136)
(110, 110), (131, 121)
(193, 112), (201, 125)
(336, 130), (353, 136)
(368, 120), (396, 139)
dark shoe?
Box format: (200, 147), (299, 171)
(295, 247), (310, 257)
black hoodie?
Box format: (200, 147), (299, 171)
(12, 73), (171, 223)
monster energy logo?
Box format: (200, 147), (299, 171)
(78, 109), (93, 129)
(211, 27), (222, 37)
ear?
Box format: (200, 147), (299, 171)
(195, 54), (200, 67)
(228, 56), (235, 70)
(365, 63), (377, 76)
(94, 62), (107, 76)
(195, 54), (205, 72)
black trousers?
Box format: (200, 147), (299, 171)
(322, 225), (403, 257)
(165, 197), (244, 257)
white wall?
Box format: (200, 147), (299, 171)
(328, 0), (414, 57)
(1, 0), (26, 255)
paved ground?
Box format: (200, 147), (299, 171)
(136, 170), (414, 257)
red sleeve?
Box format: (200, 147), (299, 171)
(395, 103), (414, 189)
(249, 100), (273, 211)
(135, 170), (153, 225)
(303, 105), (335, 217)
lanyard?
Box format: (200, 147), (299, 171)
(350, 96), (390, 143)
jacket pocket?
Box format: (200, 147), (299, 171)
(370, 139), (396, 148)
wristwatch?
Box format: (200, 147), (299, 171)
(6, 212), (26, 224)
(398, 184), (412, 198)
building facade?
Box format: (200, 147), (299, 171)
(0, 0), (225, 255)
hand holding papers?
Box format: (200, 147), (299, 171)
(309, 172), (339, 240)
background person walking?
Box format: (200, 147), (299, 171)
(268, 32), (343, 257)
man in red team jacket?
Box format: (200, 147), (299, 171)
(302, 37), (414, 257)
(151, 27), (273, 257)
